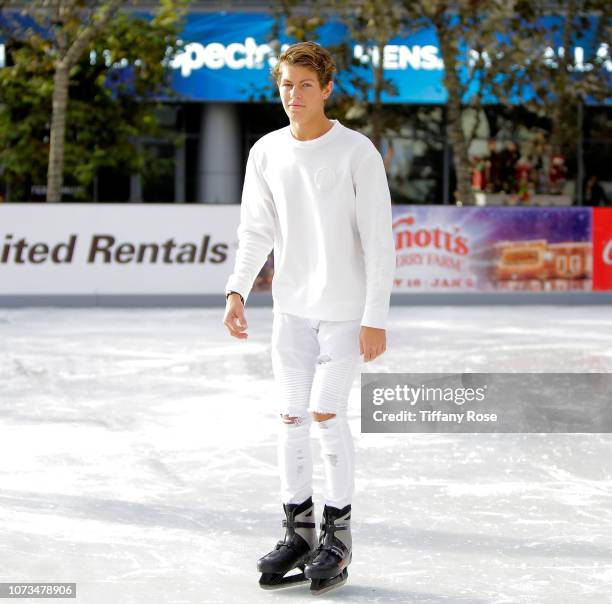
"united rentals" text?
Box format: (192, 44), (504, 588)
(0, 234), (229, 264)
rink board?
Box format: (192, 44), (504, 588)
(0, 204), (611, 302)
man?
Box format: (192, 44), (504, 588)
(223, 41), (395, 595)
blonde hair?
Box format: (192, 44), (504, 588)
(272, 41), (336, 89)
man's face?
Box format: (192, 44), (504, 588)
(278, 62), (333, 123)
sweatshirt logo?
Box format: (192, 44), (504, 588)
(314, 166), (336, 192)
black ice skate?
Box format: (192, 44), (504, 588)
(257, 497), (317, 590)
(304, 503), (352, 596)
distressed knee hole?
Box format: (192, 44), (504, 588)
(318, 354), (332, 364)
(281, 414), (304, 425)
(311, 411), (336, 422)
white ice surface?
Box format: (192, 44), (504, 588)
(1, 305), (611, 604)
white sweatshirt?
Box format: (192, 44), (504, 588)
(224, 119), (396, 330)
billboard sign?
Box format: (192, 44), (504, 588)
(1, 12), (609, 104)
(391, 206), (593, 293)
(1, 204), (609, 297)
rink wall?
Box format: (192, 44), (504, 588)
(0, 203), (611, 307)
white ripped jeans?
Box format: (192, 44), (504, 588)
(271, 311), (362, 509)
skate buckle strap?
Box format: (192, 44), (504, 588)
(320, 520), (350, 531)
(282, 519), (315, 529)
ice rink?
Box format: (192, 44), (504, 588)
(1, 305), (611, 604)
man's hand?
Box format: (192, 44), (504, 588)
(359, 325), (386, 362)
(223, 294), (248, 339)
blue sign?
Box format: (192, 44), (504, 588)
(168, 14), (450, 103)
(167, 12), (611, 104)
(1, 11), (609, 104)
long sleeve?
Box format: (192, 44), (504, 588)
(224, 146), (277, 306)
(354, 149), (396, 329)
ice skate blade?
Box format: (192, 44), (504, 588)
(259, 571), (309, 590)
(309, 569), (348, 596)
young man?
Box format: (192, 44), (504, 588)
(223, 41), (395, 595)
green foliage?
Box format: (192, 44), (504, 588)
(0, 1), (189, 201)
(494, 0), (611, 154)
(268, 0), (405, 148)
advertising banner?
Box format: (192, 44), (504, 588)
(5, 13), (607, 105)
(592, 207), (612, 291)
(392, 206), (593, 292)
(0, 204), (235, 294)
(164, 13), (610, 104)
(1, 203), (609, 296)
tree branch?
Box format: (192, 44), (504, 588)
(61, 0), (123, 69)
